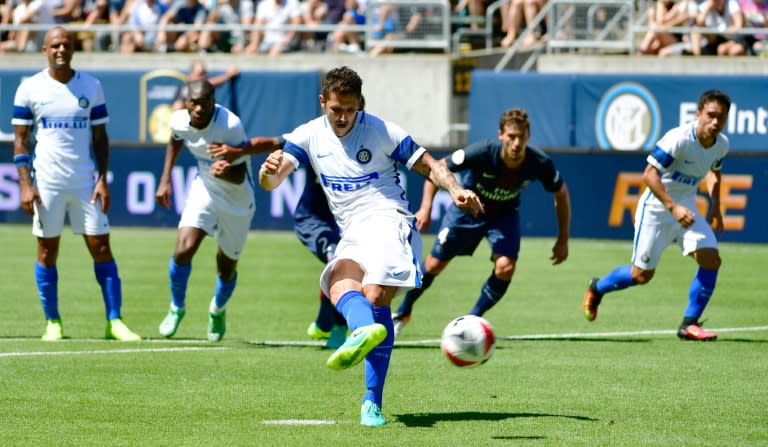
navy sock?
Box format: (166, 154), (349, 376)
(315, 291), (338, 332)
(469, 271), (510, 316)
(363, 306), (394, 407)
(596, 265), (637, 295)
(684, 267), (718, 321)
(396, 272), (435, 317)
(335, 290), (374, 331)
(212, 272), (237, 311)
(169, 257), (192, 309)
(35, 263), (59, 320)
(94, 260), (122, 320)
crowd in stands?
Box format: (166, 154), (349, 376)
(0, 0), (766, 55)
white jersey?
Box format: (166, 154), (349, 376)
(283, 111), (426, 233)
(169, 105), (253, 215)
(643, 120), (729, 205)
(12, 69), (109, 189)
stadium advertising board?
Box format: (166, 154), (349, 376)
(469, 71), (768, 152)
(0, 145), (764, 243)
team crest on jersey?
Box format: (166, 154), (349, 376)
(78, 96), (90, 109)
(595, 82), (661, 152)
(356, 146), (372, 164)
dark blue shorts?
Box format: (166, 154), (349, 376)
(294, 215), (341, 264)
(429, 206), (520, 262)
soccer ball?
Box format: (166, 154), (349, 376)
(440, 315), (496, 367)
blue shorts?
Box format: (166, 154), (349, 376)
(294, 215), (341, 264)
(430, 206), (521, 262)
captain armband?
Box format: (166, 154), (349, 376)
(13, 154), (32, 168)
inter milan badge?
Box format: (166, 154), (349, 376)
(78, 96), (90, 109)
(356, 147), (372, 164)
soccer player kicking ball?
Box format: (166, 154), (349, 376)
(258, 66), (484, 426)
(582, 89), (731, 341)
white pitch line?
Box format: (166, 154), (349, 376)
(0, 346), (229, 358)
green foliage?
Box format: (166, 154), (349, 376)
(1, 225), (766, 446)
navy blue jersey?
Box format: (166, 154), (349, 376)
(445, 139), (563, 220)
(294, 164), (340, 263)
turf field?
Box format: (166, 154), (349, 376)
(1, 224), (766, 446)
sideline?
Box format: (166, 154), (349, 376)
(0, 346), (229, 358)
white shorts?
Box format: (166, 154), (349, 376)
(631, 198), (718, 270)
(179, 178), (255, 260)
(32, 185), (110, 238)
(320, 212), (423, 298)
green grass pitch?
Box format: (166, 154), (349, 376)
(0, 224), (766, 446)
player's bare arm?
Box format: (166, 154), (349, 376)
(13, 124), (40, 217)
(705, 170), (724, 232)
(210, 159), (247, 184)
(258, 150), (294, 191)
(156, 138), (185, 209)
(643, 163), (694, 228)
(551, 183), (571, 265)
(412, 151), (485, 217)
(91, 124), (111, 212)
(208, 136), (284, 162)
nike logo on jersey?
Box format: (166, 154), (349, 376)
(392, 270), (409, 279)
(317, 152), (333, 158)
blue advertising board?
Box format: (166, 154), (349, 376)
(1, 144), (765, 243)
(469, 71), (768, 152)
(0, 69), (320, 143)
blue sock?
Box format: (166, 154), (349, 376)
(596, 265), (637, 295)
(94, 260), (122, 320)
(363, 306), (394, 408)
(684, 268), (718, 320)
(212, 272), (237, 311)
(469, 272), (510, 317)
(335, 290), (374, 331)
(315, 291), (338, 332)
(169, 257), (192, 309)
(35, 263), (59, 320)
(396, 272), (435, 316)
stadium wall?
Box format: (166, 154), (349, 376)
(1, 144), (764, 243)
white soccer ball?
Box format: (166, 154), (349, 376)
(440, 315), (496, 367)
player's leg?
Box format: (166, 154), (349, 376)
(206, 209), (254, 342)
(36, 237), (63, 340)
(468, 217), (520, 316)
(469, 255), (515, 317)
(159, 226), (206, 337)
(360, 284), (398, 427)
(77, 189), (140, 341)
(677, 218), (721, 341)
(33, 187), (66, 340)
(583, 204), (670, 321)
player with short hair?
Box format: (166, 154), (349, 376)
(257, 66), (484, 426)
(12, 26), (141, 341)
(582, 89), (731, 341)
(392, 108), (571, 335)
(156, 79), (253, 342)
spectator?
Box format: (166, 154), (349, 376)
(639, 0), (696, 55)
(454, 0), (485, 30)
(156, 0), (207, 52)
(0, 0), (52, 52)
(121, 0), (167, 53)
(299, 0), (329, 51)
(198, 0), (242, 53)
(691, 0), (748, 56)
(499, 0), (546, 48)
(328, 0), (365, 53)
(242, 0), (302, 55)
(738, 0), (768, 54)
(172, 59), (239, 110)
(230, 0), (255, 53)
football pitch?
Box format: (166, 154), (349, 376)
(1, 224), (766, 446)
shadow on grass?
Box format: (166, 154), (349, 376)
(393, 411), (597, 428)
